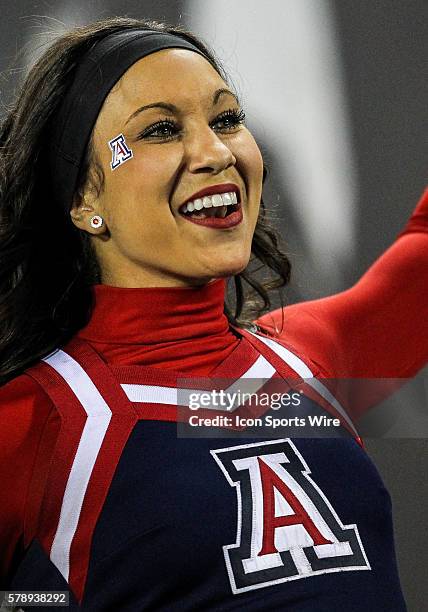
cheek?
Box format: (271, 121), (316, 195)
(100, 164), (185, 256)
(100, 149), (179, 221)
(234, 131), (264, 192)
(234, 132), (263, 231)
(129, 151), (179, 202)
(234, 132), (264, 229)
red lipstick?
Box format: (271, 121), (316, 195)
(183, 204), (243, 229)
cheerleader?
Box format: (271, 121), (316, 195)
(0, 16), (426, 611)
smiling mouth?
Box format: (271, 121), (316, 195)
(179, 190), (240, 219)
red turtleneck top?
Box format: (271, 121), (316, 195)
(0, 188), (427, 585)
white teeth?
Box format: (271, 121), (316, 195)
(212, 194), (223, 207)
(222, 192), (232, 206)
(182, 191), (238, 213)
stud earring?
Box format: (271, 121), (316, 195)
(90, 215), (104, 229)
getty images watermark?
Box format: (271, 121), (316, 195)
(176, 374), (428, 439)
(176, 379), (347, 439)
(186, 389), (340, 430)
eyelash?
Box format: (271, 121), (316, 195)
(137, 108), (246, 140)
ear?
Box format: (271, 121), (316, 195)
(69, 191), (106, 235)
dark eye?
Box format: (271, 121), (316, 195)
(212, 108), (246, 131)
(137, 108), (246, 141)
(138, 120), (178, 140)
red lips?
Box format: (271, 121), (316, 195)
(182, 204), (243, 229)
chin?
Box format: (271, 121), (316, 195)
(208, 257), (250, 278)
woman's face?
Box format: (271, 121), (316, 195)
(72, 48), (264, 287)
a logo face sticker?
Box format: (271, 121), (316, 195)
(211, 439), (370, 594)
(108, 133), (133, 170)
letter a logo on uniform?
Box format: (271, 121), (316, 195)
(108, 133), (133, 170)
(211, 439), (370, 594)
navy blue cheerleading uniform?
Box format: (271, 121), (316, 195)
(6, 329), (405, 611)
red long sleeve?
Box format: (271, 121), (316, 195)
(257, 188), (428, 379)
(256, 189), (428, 418)
(0, 375), (59, 586)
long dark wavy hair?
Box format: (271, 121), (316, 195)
(0, 17), (291, 385)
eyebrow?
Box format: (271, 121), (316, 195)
(125, 88), (241, 124)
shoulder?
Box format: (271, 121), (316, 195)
(0, 373), (58, 584)
(255, 302), (343, 377)
(0, 372), (58, 465)
(0, 372), (55, 429)
(0, 371), (50, 400)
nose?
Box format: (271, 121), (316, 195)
(185, 125), (236, 174)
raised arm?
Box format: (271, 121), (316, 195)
(257, 189), (428, 383)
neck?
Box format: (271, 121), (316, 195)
(78, 277), (230, 345)
(76, 277), (241, 374)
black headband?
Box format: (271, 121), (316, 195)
(49, 30), (214, 213)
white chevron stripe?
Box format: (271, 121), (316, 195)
(121, 383), (179, 405)
(247, 332), (358, 437)
(248, 332), (314, 378)
(305, 378), (358, 436)
(42, 350), (112, 582)
(121, 354), (276, 413)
